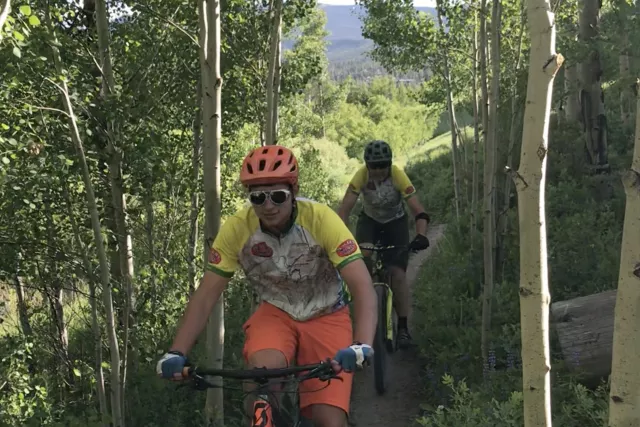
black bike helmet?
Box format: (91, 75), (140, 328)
(363, 140), (392, 163)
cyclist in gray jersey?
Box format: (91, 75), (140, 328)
(337, 140), (431, 348)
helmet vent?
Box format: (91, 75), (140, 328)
(273, 160), (282, 170)
(259, 159), (266, 171)
(247, 164), (254, 174)
(278, 148), (284, 155)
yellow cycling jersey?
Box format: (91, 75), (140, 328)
(348, 164), (417, 223)
(206, 198), (363, 321)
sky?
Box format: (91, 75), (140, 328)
(318, 0), (436, 5)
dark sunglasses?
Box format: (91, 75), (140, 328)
(249, 189), (291, 206)
(367, 161), (391, 170)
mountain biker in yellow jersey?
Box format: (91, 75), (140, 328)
(156, 145), (378, 427)
(337, 140), (430, 349)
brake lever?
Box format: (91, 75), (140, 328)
(186, 374), (219, 390)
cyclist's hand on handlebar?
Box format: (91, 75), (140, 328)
(332, 343), (374, 373)
(156, 351), (188, 381)
(409, 234), (430, 251)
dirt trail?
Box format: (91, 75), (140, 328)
(349, 224), (446, 427)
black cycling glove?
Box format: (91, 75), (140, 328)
(409, 234), (430, 251)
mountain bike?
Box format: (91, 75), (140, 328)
(180, 359), (340, 427)
(359, 242), (422, 396)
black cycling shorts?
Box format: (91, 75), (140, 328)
(355, 213), (410, 271)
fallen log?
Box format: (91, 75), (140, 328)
(550, 289), (616, 384)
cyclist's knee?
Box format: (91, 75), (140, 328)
(246, 348), (288, 369)
(243, 349), (288, 414)
(389, 266), (407, 282)
(310, 404), (348, 427)
(358, 241), (372, 253)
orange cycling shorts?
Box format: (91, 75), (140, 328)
(242, 302), (353, 416)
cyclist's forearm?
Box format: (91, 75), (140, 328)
(416, 218), (428, 235)
(170, 284), (222, 355)
(337, 206), (351, 225)
(352, 295), (377, 346)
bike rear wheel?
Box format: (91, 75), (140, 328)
(373, 283), (389, 395)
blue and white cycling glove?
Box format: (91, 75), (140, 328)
(156, 350), (187, 379)
(334, 342), (374, 372)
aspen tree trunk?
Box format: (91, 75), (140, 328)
(471, 4), (480, 240)
(479, 0), (489, 138)
(498, 2), (525, 281)
(188, 79), (202, 296)
(608, 79), (640, 427)
(578, 0), (609, 172)
(436, 0), (461, 220)
(481, 0), (500, 363)
(47, 16), (122, 425)
(265, 0), (283, 146)
(271, 20), (282, 145)
(12, 251), (32, 336)
(94, 1), (135, 415)
(564, 65), (581, 122)
(64, 186), (109, 427)
(619, 32), (632, 127)
(199, 0), (225, 424)
(0, 0), (10, 36)
(515, 0), (562, 424)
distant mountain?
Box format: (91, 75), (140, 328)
(318, 4), (436, 62)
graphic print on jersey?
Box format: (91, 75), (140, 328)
(240, 228), (343, 321)
(251, 242), (273, 257)
(336, 239), (358, 257)
(208, 248), (221, 265)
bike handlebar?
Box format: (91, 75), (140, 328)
(359, 244), (411, 252)
(182, 358), (339, 384)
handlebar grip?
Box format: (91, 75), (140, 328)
(182, 366), (193, 378)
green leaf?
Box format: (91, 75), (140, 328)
(13, 31), (25, 41)
(28, 15), (41, 27)
(1, 157), (10, 165)
(73, 368), (81, 377)
(19, 5), (32, 16)
(12, 47), (21, 58)
(1, 124), (9, 130)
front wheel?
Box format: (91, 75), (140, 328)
(373, 284), (389, 395)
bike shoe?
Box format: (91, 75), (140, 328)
(397, 328), (414, 350)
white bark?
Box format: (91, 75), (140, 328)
(481, 0), (500, 363)
(265, 0), (283, 145)
(470, 4), (480, 239)
(94, 1), (135, 417)
(188, 80), (202, 296)
(608, 79), (640, 427)
(47, 21), (122, 426)
(64, 186), (109, 427)
(199, 0), (225, 424)
(436, 0), (461, 220)
(514, 1), (562, 425)
(0, 0), (10, 39)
